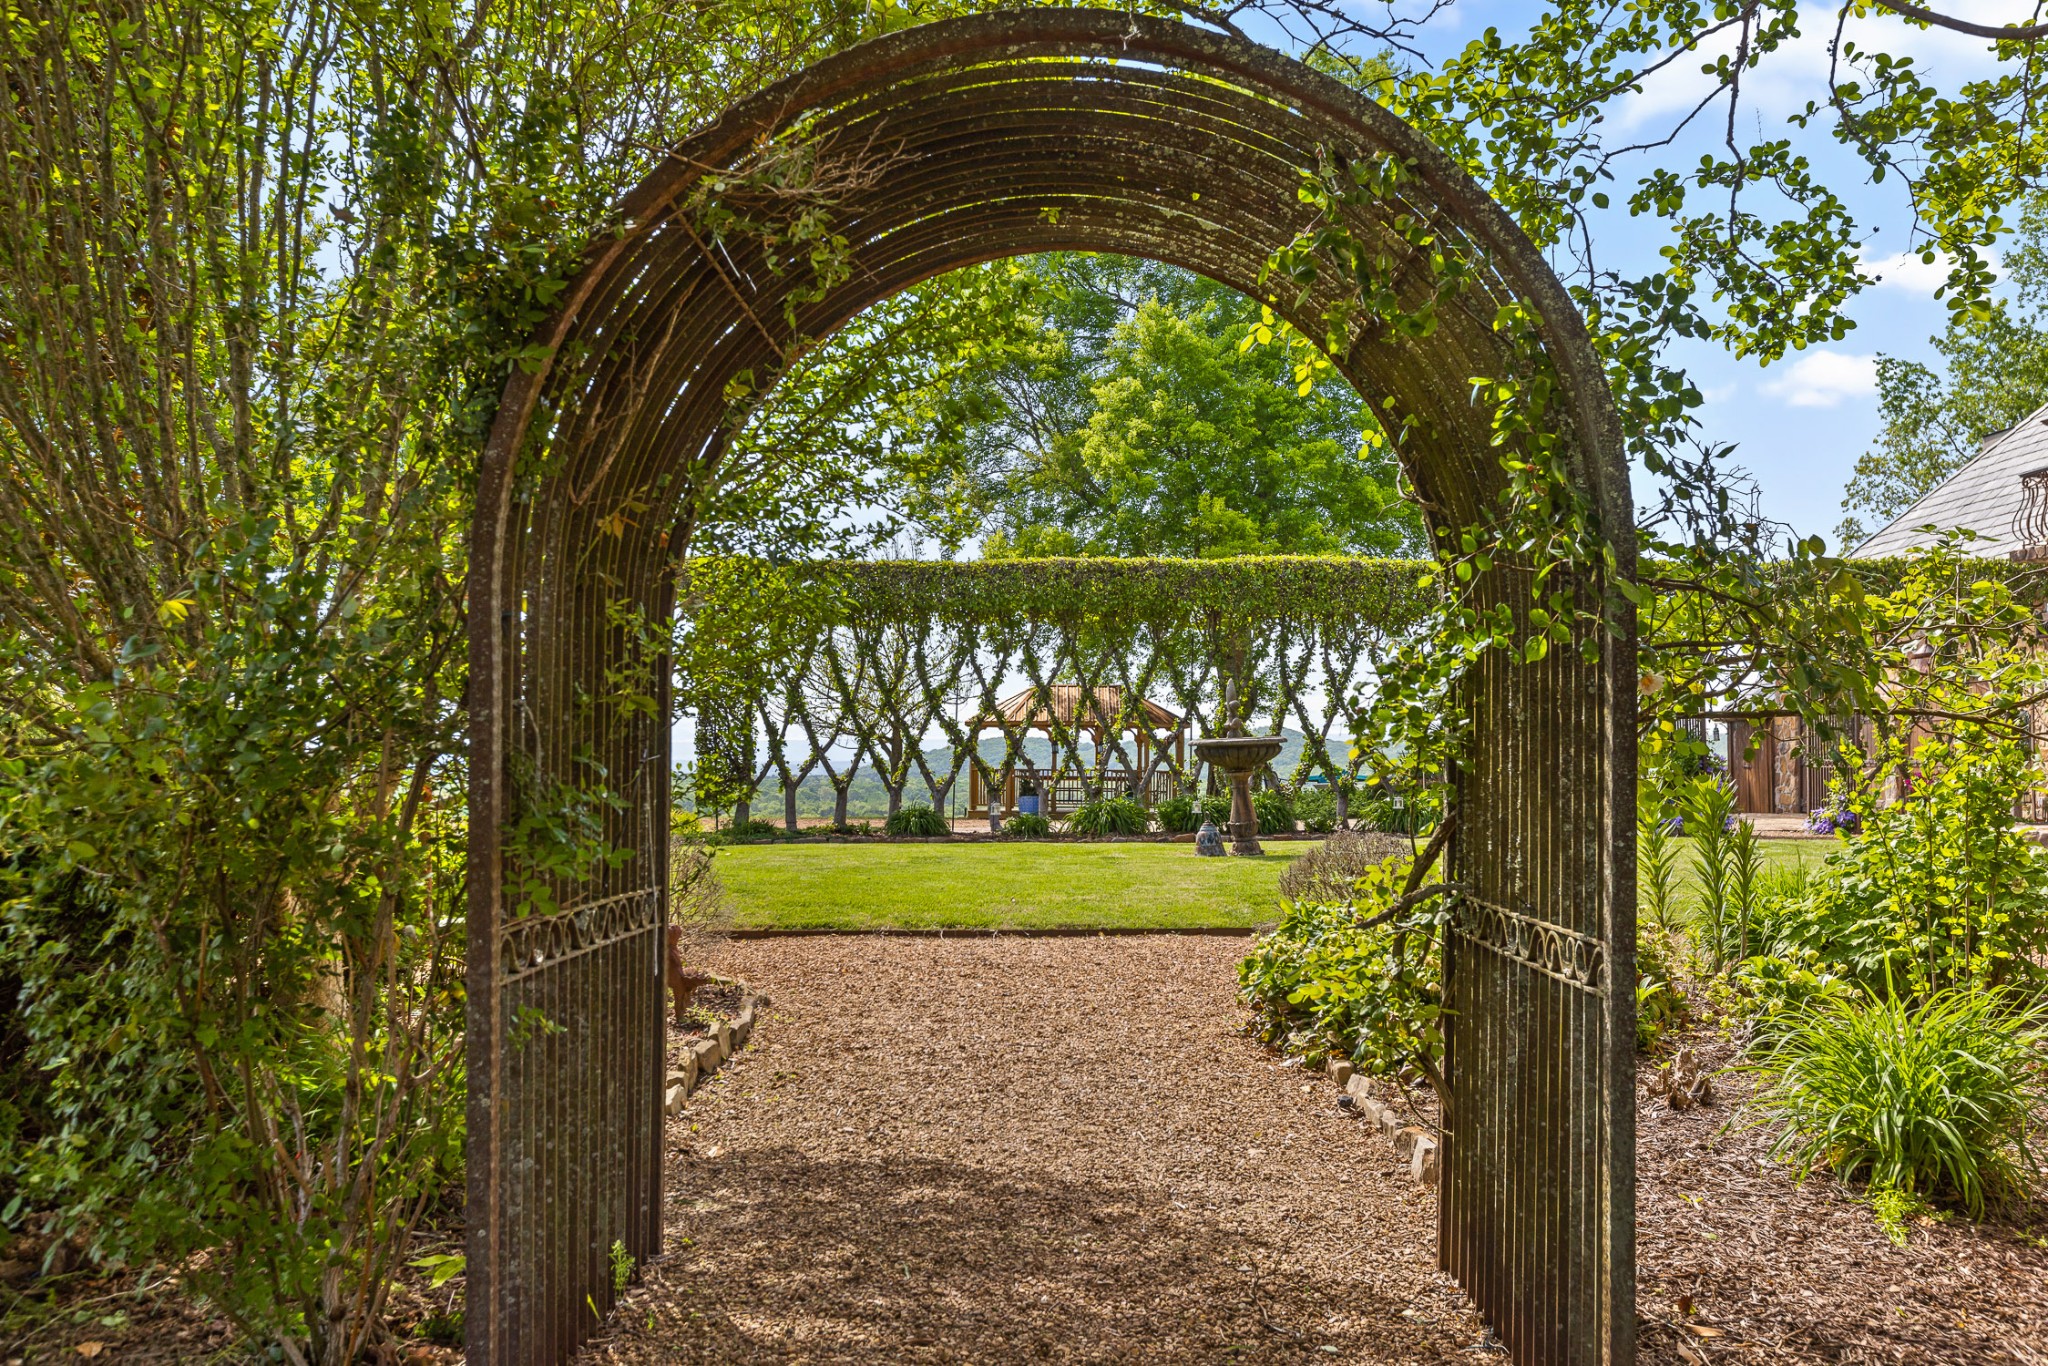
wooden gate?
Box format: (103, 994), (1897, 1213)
(468, 13), (1635, 1363)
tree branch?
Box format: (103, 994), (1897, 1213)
(1866, 0), (2048, 41)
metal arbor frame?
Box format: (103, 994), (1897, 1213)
(466, 12), (1636, 1365)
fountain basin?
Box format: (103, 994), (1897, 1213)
(1191, 734), (1285, 774)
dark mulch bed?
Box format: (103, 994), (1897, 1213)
(682, 980), (747, 1027)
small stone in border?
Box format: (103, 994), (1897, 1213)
(1325, 1057), (1354, 1087)
(1411, 1134), (1440, 1187)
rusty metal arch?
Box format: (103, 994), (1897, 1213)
(466, 11), (1636, 1364)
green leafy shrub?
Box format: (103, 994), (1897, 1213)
(1730, 949), (1857, 1043)
(1767, 733), (2048, 998)
(1240, 854), (1445, 1079)
(1250, 788), (1295, 833)
(1156, 794), (1200, 833)
(715, 818), (783, 841)
(1294, 785), (1339, 833)
(883, 803), (950, 837)
(1634, 930), (1689, 1051)
(1199, 793), (1233, 827)
(1277, 829), (1410, 905)
(1066, 795), (1150, 836)
(1744, 987), (2048, 1217)
(1003, 813), (1052, 838)
(1351, 784), (1441, 836)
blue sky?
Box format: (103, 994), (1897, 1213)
(1321, 0), (2027, 544)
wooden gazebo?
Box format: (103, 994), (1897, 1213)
(965, 685), (1183, 817)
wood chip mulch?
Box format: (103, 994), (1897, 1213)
(589, 936), (2048, 1366)
(1636, 1031), (2048, 1365)
(583, 935), (1489, 1364)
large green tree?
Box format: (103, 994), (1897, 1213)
(858, 254), (1423, 558)
(1839, 203), (2048, 547)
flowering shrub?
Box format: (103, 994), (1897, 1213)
(1804, 803), (1861, 837)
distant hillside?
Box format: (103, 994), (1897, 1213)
(719, 728), (1352, 819)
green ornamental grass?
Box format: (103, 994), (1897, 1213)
(1745, 987), (2047, 1217)
(1065, 795), (1150, 836)
(883, 803), (951, 837)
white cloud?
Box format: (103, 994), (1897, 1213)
(1615, 4), (2004, 132)
(1759, 350), (1877, 407)
(1860, 247), (1999, 292)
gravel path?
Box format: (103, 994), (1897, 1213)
(584, 935), (1487, 1364)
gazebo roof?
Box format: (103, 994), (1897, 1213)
(975, 684), (1180, 733)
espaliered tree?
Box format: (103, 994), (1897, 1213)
(672, 556), (1446, 828)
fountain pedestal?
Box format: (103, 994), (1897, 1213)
(1190, 734), (1286, 857)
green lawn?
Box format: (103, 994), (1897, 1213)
(1668, 834), (1835, 896)
(713, 840), (1311, 930)
(713, 835), (1842, 931)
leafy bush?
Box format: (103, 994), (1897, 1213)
(1294, 785), (1339, 833)
(1351, 784), (1441, 835)
(1744, 987), (2047, 1217)
(883, 803), (950, 837)
(1250, 788), (1295, 833)
(1199, 793), (1233, 828)
(716, 817), (783, 841)
(1066, 795), (1150, 836)
(1634, 930), (1689, 1051)
(1156, 795), (1200, 833)
(1730, 949), (1857, 1043)
(1003, 813), (1053, 838)
(1240, 854), (1445, 1079)
(1769, 733), (2048, 998)
(1278, 829), (1410, 906)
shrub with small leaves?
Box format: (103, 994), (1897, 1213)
(1277, 829), (1409, 905)
(1294, 785), (1339, 833)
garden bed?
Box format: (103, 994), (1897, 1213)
(1632, 1021), (2048, 1363)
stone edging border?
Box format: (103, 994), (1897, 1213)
(1322, 1056), (1440, 1187)
(665, 978), (769, 1116)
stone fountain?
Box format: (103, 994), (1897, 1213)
(1190, 695), (1284, 857)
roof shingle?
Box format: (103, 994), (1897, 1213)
(1854, 399), (2048, 558)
